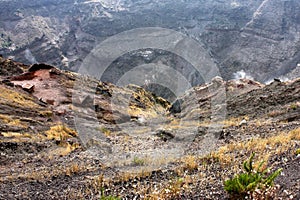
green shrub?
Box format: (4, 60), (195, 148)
(100, 188), (120, 200)
(224, 153), (282, 198)
(132, 156), (145, 166)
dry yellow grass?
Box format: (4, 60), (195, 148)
(290, 127), (300, 140)
(0, 114), (28, 128)
(131, 127), (152, 135)
(43, 124), (79, 156)
(11, 162), (85, 181)
(65, 163), (81, 176)
(144, 155), (178, 168)
(166, 120), (203, 130)
(126, 87), (168, 118)
(99, 127), (112, 137)
(212, 127), (300, 168)
(127, 106), (158, 118)
(39, 110), (53, 117)
(1, 133), (46, 143)
(168, 116), (252, 130)
(90, 174), (105, 191)
(147, 175), (193, 200)
(222, 116), (249, 127)
(145, 127), (300, 199)
(116, 170), (151, 182)
(169, 118), (180, 126)
(253, 118), (272, 127)
(45, 124), (78, 140)
(0, 114), (11, 123)
(110, 153), (178, 172)
(0, 85), (39, 108)
(181, 155), (198, 171)
(48, 142), (79, 156)
(1, 132), (31, 138)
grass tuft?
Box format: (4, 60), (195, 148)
(45, 124), (77, 141)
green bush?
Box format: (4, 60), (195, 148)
(224, 153), (282, 198)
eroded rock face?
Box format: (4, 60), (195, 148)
(0, 55), (26, 76)
(171, 77), (300, 122)
(0, 0), (300, 85)
(8, 63), (167, 125)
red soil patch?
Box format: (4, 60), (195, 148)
(12, 69), (67, 107)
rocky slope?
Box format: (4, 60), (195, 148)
(0, 57), (299, 199)
(0, 0), (300, 84)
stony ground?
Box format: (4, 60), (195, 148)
(0, 56), (299, 199)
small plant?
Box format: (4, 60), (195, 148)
(224, 153), (282, 198)
(100, 127), (111, 137)
(132, 156), (145, 166)
(289, 102), (299, 110)
(65, 163), (81, 176)
(182, 155), (198, 171)
(296, 148), (300, 155)
(100, 188), (120, 200)
(290, 127), (300, 140)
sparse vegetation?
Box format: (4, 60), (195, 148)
(0, 85), (39, 108)
(214, 128), (300, 166)
(182, 155), (198, 171)
(65, 163), (81, 176)
(0, 114), (28, 128)
(44, 124), (79, 156)
(290, 127), (300, 140)
(45, 124), (77, 141)
(39, 110), (53, 117)
(224, 153), (282, 198)
(288, 102), (299, 110)
(1, 36), (12, 48)
(1, 132), (31, 138)
(6, 162), (86, 182)
(100, 127), (112, 137)
(132, 156), (145, 166)
(296, 148), (300, 155)
(222, 116), (249, 127)
(100, 189), (121, 200)
(50, 142), (80, 156)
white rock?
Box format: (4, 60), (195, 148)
(239, 119), (247, 126)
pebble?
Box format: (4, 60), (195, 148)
(283, 190), (289, 195)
